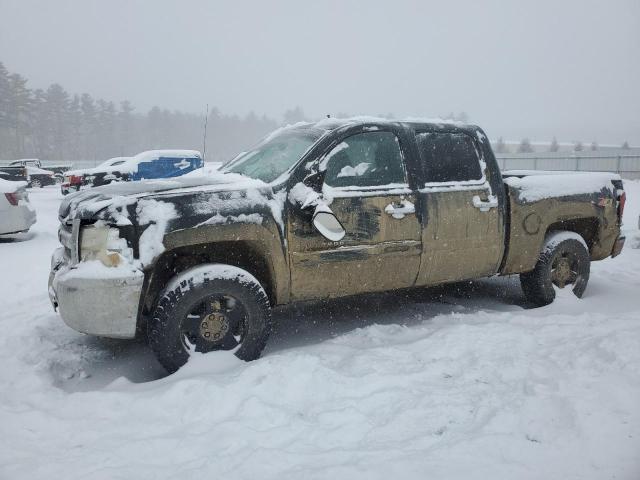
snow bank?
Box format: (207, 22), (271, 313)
(504, 171), (619, 202)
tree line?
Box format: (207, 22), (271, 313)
(3, 62), (631, 164)
(493, 136), (631, 154)
(0, 62), (307, 164)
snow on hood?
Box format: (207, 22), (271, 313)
(58, 169), (268, 223)
(26, 165), (54, 175)
(64, 157), (132, 177)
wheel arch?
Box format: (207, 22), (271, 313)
(141, 240), (281, 317)
(543, 216), (599, 256)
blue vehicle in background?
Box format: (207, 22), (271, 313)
(81, 150), (203, 189)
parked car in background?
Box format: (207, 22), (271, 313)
(0, 164), (57, 188)
(60, 150), (203, 194)
(61, 157), (130, 195)
(49, 119), (626, 373)
(4, 159), (72, 182)
(0, 178), (36, 235)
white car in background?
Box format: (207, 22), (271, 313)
(61, 157), (131, 195)
(0, 178), (37, 235)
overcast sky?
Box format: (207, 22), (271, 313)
(1, 0), (639, 144)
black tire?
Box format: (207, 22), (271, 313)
(30, 179), (42, 188)
(148, 264), (272, 374)
(520, 233), (590, 307)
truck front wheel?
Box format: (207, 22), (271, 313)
(520, 232), (590, 307)
(148, 264), (272, 373)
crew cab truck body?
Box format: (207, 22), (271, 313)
(49, 119), (626, 372)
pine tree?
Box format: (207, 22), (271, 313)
(96, 99), (116, 158)
(590, 141), (598, 151)
(549, 136), (559, 152)
(622, 141), (630, 150)
(518, 138), (534, 153)
(574, 141), (583, 152)
(117, 100), (135, 156)
(68, 94), (82, 159)
(0, 62), (12, 155)
(80, 93), (97, 160)
(45, 83), (70, 159)
(0, 62), (11, 130)
(30, 89), (51, 158)
(7, 73), (32, 157)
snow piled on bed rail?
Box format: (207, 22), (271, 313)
(504, 171), (619, 202)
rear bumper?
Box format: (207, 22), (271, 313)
(49, 247), (144, 339)
(0, 203), (36, 235)
(611, 235), (625, 258)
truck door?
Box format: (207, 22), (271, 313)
(413, 130), (504, 285)
(287, 129), (422, 301)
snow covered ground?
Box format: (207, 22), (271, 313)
(0, 182), (639, 480)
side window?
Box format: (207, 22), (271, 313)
(323, 131), (407, 188)
(415, 132), (483, 183)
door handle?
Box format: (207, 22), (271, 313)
(472, 195), (498, 212)
(384, 199), (415, 219)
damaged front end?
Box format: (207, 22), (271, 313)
(49, 194), (146, 339)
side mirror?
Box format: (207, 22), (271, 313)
(312, 205), (345, 242)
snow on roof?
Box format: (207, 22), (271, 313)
(112, 150), (202, 174)
(130, 149), (202, 163)
(311, 115), (465, 131)
(272, 116), (468, 136)
(26, 166), (54, 175)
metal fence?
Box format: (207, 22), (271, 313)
(495, 154), (640, 179)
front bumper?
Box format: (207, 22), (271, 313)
(49, 247), (144, 339)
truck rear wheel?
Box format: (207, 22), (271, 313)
(148, 264), (272, 374)
(520, 232), (590, 307)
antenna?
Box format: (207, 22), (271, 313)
(202, 103), (209, 163)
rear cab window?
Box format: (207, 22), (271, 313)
(414, 131), (485, 186)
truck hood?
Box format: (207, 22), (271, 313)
(58, 171), (270, 222)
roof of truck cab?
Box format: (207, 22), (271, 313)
(281, 116), (480, 135)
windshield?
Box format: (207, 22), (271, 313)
(223, 131), (320, 182)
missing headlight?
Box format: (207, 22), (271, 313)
(79, 224), (133, 267)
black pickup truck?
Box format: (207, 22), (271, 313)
(49, 118), (626, 372)
(0, 159), (70, 187)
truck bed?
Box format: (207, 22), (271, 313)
(500, 170), (622, 275)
